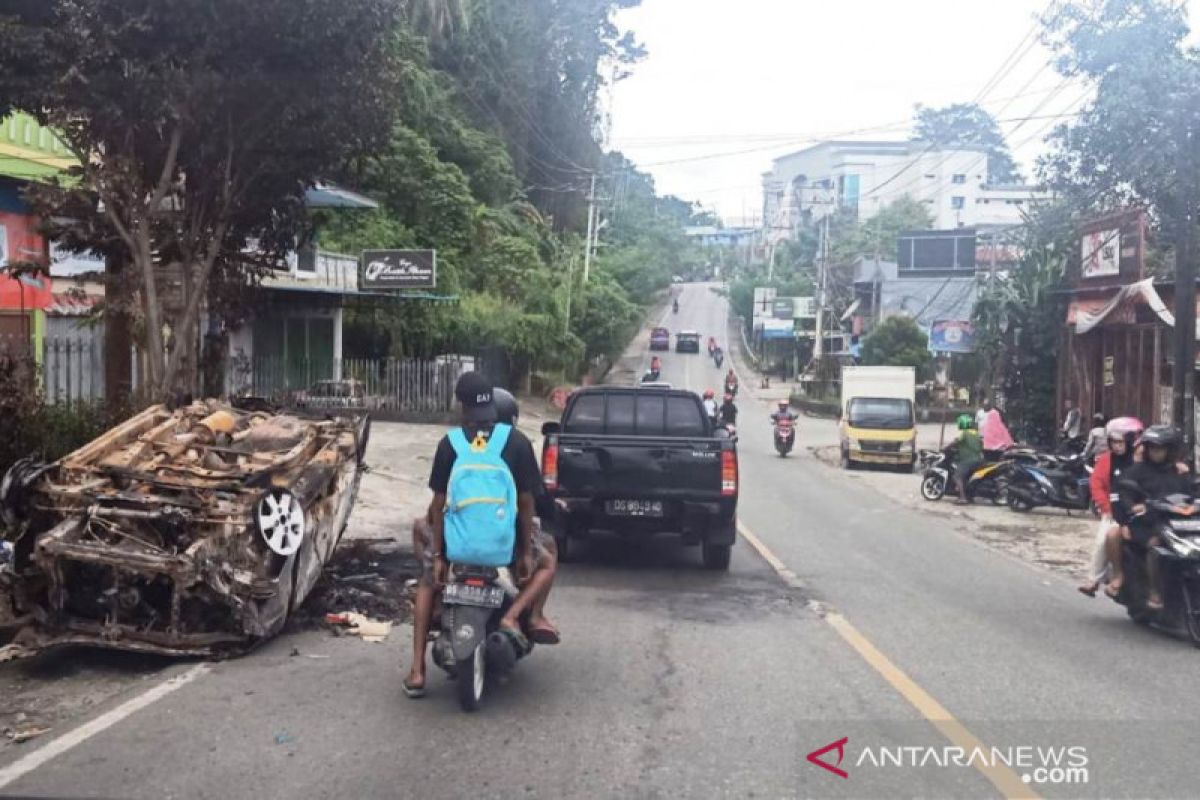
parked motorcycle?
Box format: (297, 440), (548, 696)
(1005, 453), (1093, 513)
(1109, 486), (1200, 645)
(431, 564), (533, 711)
(773, 417), (795, 457)
(918, 447), (1012, 504)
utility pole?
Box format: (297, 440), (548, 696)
(1174, 211), (1196, 453)
(583, 173), (597, 284)
(563, 255), (576, 335)
(814, 212), (830, 360)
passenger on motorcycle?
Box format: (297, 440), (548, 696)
(1110, 425), (1192, 608)
(719, 393), (738, 427)
(980, 406), (1014, 458)
(702, 389), (719, 424)
(1082, 413), (1108, 461)
(404, 375), (559, 699)
(1078, 417), (1141, 598)
(953, 414), (983, 505)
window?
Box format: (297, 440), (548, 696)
(635, 394), (666, 435)
(952, 174), (966, 184)
(23, 122), (32, 145)
(296, 245), (318, 274)
(606, 394), (636, 436)
(665, 396), (705, 437)
(950, 196), (965, 210)
(567, 395), (605, 435)
(924, 174), (936, 179)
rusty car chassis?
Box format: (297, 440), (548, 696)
(0, 401), (368, 659)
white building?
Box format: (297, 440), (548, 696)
(761, 140), (1050, 242)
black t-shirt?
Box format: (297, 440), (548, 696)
(428, 424), (541, 496)
(720, 401), (738, 424)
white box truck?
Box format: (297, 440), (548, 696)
(839, 366), (917, 470)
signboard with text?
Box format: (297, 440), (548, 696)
(1081, 228), (1120, 279)
(752, 286), (778, 330)
(360, 250), (437, 290)
(1076, 209), (1144, 285)
(761, 318), (794, 340)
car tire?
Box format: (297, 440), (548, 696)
(702, 542), (732, 571)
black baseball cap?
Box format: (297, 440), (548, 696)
(455, 372), (497, 424)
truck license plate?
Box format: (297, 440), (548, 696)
(444, 582), (505, 608)
(607, 499), (664, 517)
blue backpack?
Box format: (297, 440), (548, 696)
(443, 424), (519, 567)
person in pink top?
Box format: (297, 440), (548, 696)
(981, 407), (1014, 456)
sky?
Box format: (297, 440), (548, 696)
(608, 0), (1200, 226)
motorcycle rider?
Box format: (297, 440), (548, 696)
(713, 346), (724, 368)
(953, 414), (983, 505)
(724, 368), (738, 397)
(770, 399), (796, 425)
(702, 389), (719, 425)
(1109, 425), (1192, 608)
(707, 336), (717, 356)
(1078, 417), (1141, 598)
(403, 374), (558, 699)
(672, 298), (679, 314)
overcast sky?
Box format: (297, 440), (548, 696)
(609, 0), (1200, 225)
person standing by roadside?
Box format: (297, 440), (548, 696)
(1082, 413), (1108, 462)
(1061, 398), (1083, 443)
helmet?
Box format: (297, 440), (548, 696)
(956, 414), (974, 431)
(493, 387), (519, 425)
(1092, 413), (1106, 426)
(703, 389), (715, 399)
(1105, 416), (1143, 450)
(777, 399), (789, 409)
(1140, 424), (1181, 458)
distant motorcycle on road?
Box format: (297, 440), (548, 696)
(773, 417), (795, 457)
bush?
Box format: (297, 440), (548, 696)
(862, 316), (932, 380)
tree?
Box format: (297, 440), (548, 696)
(914, 103), (1022, 184)
(404, 0), (469, 44)
(862, 316), (932, 377)
(0, 0), (402, 399)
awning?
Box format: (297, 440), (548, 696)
(1071, 277), (1174, 334)
(304, 183), (379, 210)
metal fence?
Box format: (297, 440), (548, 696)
(227, 355), (472, 417)
(0, 334), (106, 404)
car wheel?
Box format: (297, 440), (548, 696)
(457, 642), (486, 712)
(702, 542), (732, 570)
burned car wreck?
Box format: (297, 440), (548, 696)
(0, 401), (368, 658)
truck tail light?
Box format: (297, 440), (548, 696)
(543, 442), (559, 491)
(721, 450), (737, 496)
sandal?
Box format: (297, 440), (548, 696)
(402, 677), (426, 699)
(499, 625), (531, 654)
(528, 622), (561, 646)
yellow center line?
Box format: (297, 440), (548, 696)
(738, 520), (1040, 800)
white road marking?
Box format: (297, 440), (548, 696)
(0, 663), (210, 790)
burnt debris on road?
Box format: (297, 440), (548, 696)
(0, 401), (369, 660)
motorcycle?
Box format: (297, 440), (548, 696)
(672, 300), (679, 314)
(1005, 453), (1093, 513)
(773, 417), (795, 457)
(713, 349), (724, 369)
(1109, 485), (1200, 645)
(431, 563), (533, 711)
(724, 379), (738, 398)
(918, 447), (1012, 504)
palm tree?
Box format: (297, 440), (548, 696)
(404, 0), (469, 44)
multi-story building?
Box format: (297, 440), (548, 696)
(761, 140), (1050, 242)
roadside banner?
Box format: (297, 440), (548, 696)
(360, 250), (437, 290)
(927, 319), (976, 353)
(761, 318), (794, 340)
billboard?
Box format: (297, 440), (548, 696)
(1076, 209), (1144, 285)
(752, 286), (778, 330)
(761, 318), (794, 340)
(928, 319), (976, 354)
(772, 298), (795, 319)
(1081, 228), (1120, 279)
(360, 250), (437, 290)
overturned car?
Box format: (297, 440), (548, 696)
(0, 401), (368, 659)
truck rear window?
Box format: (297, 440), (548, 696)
(564, 392), (706, 436)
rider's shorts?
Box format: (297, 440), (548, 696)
(413, 516), (550, 586)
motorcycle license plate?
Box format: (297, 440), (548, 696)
(444, 582), (505, 608)
(607, 499), (664, 517)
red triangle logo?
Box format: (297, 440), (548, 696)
(807, 737), (849, 779)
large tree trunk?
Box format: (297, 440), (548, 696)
(103, 252), (134, 417)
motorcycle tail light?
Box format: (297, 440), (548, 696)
(721, 451), (737, 495)
(543, 442), (559, 491)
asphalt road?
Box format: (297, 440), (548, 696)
(2, 283), (1198, 799)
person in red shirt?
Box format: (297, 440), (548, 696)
(1079, 417), (1142, 596)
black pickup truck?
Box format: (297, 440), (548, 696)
(540, 386), (738, 569)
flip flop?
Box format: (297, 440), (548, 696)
(528, 623), (561, 645)
(499, 625), (531, 654)
(1077, 585), (1098, 598)
(402, 678), (426, 699)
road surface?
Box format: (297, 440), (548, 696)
(1, 283), (1197, 799)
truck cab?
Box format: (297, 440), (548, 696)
(839, 366), (916, 471)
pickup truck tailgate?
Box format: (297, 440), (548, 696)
(558, 435), (724, 499)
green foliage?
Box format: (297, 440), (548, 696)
(862, 316), (932, 378)
(914, 103), (1022, 184)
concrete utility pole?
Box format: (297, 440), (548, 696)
(583, 173), (597, 283)
(1173, 212), (1196, 452)
(814, 212), (830, 360)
